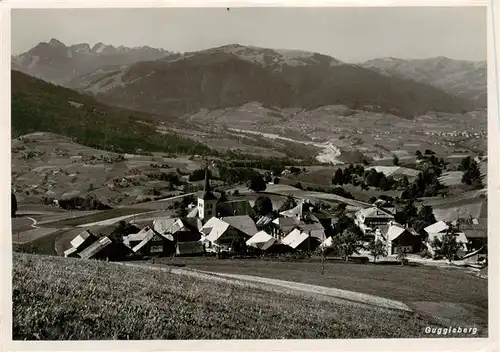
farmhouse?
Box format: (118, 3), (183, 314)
(377, 222), (421, 254)
(78, 236), (131, 261)
(246, 230), (277, 252)
(424, 221), (469, 255)
(64, 230), (99, 258)
(127, 227), (175, 257)
(200, 217), (251, 252)
(355, 206), (395, 235)
(274, 200), (326, 242)
(281, 228), (312, 251)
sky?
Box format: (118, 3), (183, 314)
(11, 7), (487, 62)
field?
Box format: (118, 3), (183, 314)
(155, 257), (488, 328)
(12, 252), (485, 340)
(182, 104), (487, 163)
(11, 132), (204, 208)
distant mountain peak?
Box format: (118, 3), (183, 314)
(49, 38), (66, 47)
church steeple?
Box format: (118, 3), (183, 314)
(204, 166), (211, 193)
(201, 166), (216, 200)
(197, 165), (218, 221)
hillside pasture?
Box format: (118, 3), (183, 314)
(12, 252), (472, 340)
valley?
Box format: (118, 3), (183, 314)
(9, 33), (489, 342)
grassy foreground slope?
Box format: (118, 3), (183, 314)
(14, 252), (451, 340)
(11, 70), (211, 156)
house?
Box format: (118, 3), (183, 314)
(379, 222), (421, 254)
(424, 221), (469, 255)
(63, 230), (99, 258)
(272, 216), (300, 238)
(281, 228), (314, 251)
(354, 206), (395, 235)
(276, 200), (326, 242)
(461, 201), (488, 251)
(462, 225), (487, 251)
(152, 217), (178, 235)
(78, 236), (131, 261)
(201, 217), (251, 253)
(246, 230), (277, 251)
(220, 215), (258, 238)
(160, 217), (203, 242)
(130, 227), (175, 257)
(124, 226), (172, 248)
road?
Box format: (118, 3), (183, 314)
(78, 193), (195, 227)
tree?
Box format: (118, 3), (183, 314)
(332, 168), (345, 185)
(279, 195), (297, 212)
(11, 192), (17, 218)
(331, 229), (364, 262)
(395, 201), (418, 226)
(367, 239), (387, 263)
(294, 182), (303, 190)
(392, 155), (400, 166)
(441, 228), (461, 263)
(414, 205), (436, 233)
(459, 156), (473, 172)
(189, 168), (211, 182)
(109, 220), (140, 243)
(415, 150), (422, 158)
(461, 157), (482, 187)
(424, 149), (435, 155)
(247, 174), (267, 192)
(254, 196), (273, 216)
(396, 249), (409, 266)
(273, 177), (280, 184)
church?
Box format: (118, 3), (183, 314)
(187, 168), (255, 222)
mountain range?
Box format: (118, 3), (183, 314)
(11, 38), (173, 85)
(12, 41), (486, 120)
(361, 56), (486, 106)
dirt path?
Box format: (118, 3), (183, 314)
(119, 262), (412, 313)
(27, 217), (39, 229)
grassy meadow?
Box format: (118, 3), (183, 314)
(12, 252), (471, 340)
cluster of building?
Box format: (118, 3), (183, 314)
(63, 169), (487, 265)
(354, 204), (487, 264)
(64, 170), (329, 260)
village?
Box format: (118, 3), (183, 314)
(61, 166), (488, 273)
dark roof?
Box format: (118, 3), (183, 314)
(463, 228), (488, 239)
(181, 217), (202, 232)
(217, 200), (255, 217)
(274, 216), (300, 234)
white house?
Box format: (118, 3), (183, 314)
(354, 206), (395, 235)
(424, 221), (469, 254)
